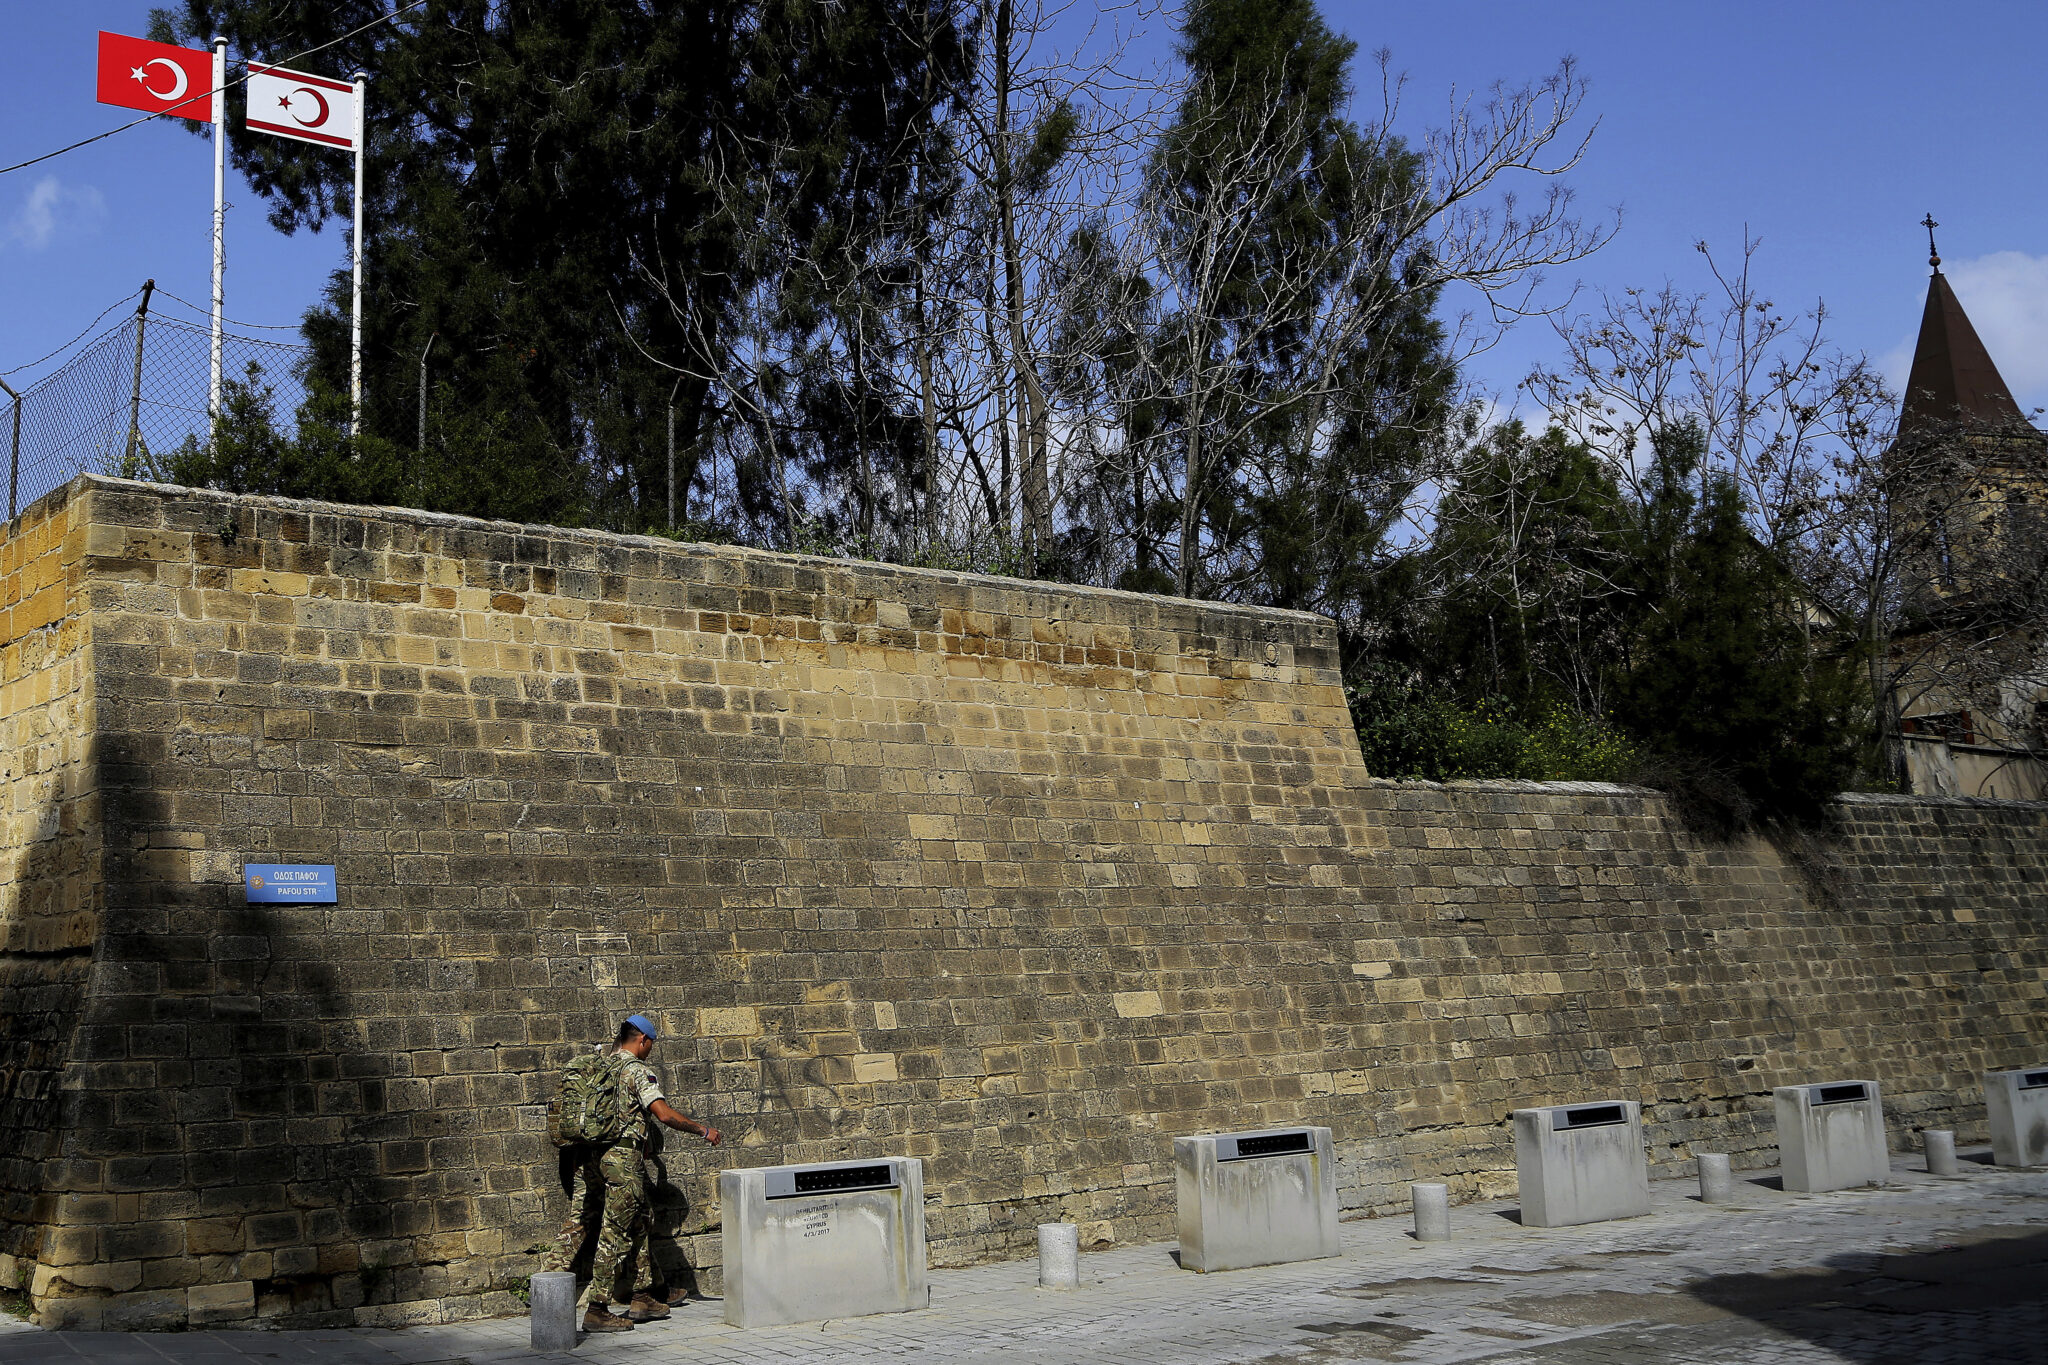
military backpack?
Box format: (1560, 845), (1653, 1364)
(547, 1049), (635, 1148)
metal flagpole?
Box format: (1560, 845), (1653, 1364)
(350, 70), (367, 436)
(210, 37), (226, 426)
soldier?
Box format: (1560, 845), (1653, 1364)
(547, 1013), (720, 1333)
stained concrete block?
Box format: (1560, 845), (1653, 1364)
(1174, 1127), (1339, 1273)
(34, 1297), (104, 1331)
(187, 1280), (255, 1326)
(1512, 1101), (1650, 1227)
(720, 1157), (926, 1328)
(98, 1287), (187, 1330)
(1775, 1080), (1888, 1192)
(1984, 1065), (2048, 1168)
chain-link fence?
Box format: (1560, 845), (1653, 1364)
(3, 295), (310, 519)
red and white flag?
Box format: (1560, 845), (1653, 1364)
(246, 63), (357, 150)
(96, 31), (213, 123)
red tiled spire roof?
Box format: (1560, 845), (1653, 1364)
(1900, 267), (2030, 437)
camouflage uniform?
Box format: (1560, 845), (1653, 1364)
(546, 1048), (668, 1304)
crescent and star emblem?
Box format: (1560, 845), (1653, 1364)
(131, 57), (189, 102)
(278, 86), (331, 127)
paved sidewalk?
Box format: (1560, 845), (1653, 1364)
(4, 1151), (2044, 1364)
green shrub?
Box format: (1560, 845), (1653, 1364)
(1347, 668), (1638, 783)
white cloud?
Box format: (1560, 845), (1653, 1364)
(2, 175), (105, 251)
(1882, 251), (2048, 416)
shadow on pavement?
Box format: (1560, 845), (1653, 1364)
(1684, 1226), (2048, 1362)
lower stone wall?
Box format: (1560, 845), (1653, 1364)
(21, 785), (2045, 1333)
(2, 479), (2044, 1331)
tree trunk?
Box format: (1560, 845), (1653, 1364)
(852, 315), (875, 546)
(994, 0), (1048, 574)
(913, 59), (940, 557)
(1178, 420), (1202, 598)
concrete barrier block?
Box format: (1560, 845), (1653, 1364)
(720, 1157), (926, 1328)
(1512, 1101), (1651, 1227)
(1174, 1126), (1339, 1273)
(1984, 1066), (2048, 1168)
(1775, 1080), (1888, 1192)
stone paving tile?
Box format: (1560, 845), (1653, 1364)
(3, 1154), (2043, 1364)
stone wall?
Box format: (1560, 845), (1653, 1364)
(1, 476), (2043, 1331)
(0, 481), (100, 1302)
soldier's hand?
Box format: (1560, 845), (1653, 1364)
(702, 1126), (721, 1147)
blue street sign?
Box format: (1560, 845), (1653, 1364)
(243, 864), (337, 904)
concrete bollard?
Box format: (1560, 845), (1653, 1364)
(1698, 1153), (1734, 1204)
(1926, 1129), (1959, 1177)
(529, 1270), (578, 1351)
(1412, 1182), (1451, 1241)
(1038, 1222), (1080, 1288)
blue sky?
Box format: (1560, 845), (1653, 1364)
(6, 1), (2047, 414)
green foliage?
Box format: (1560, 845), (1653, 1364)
(1020, 101), (1079, 195)
(164, 365), (412, 506)
(1347, 663), (1639, 783)
(1429, 424), (1629, 715)
(1364, 418), (1877, 828)
(1056, 0), (1463, 607)
(154, 0), (971, 539)
(1607, 426), (1871, 830)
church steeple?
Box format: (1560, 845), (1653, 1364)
(1900, 218), (2031, 438)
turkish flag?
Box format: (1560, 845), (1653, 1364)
(96, 31), (213, 123)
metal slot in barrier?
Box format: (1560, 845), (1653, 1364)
(2020, 1070), (2048, 1090)
(1221, 1130), (1313, 1161)
(1553, 1103), (1627, 1130)
(764, 1163), (898, 1200)
(1812, 1083), (1870, 1105)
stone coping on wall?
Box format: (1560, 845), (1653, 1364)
(1836, 788), (2048, 812)
(46, 473), (1334, 634)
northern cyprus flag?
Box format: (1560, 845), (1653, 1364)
(245, 63), (357, 150)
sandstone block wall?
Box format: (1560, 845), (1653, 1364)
(1, 476), (2043, 1331)
(0, 482), (100, 1305)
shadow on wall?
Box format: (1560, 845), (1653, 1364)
(29, 731), (540, 1328)
(1683, 1225), (2048, 1362)
(0, 958), (90, 1283)
(0, 782), (94, 1294)
(38, 878), (392, 1325)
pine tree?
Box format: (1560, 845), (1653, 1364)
(1099, 0), (1462, 606)
(153, 1), (970, 533)
(1611, 424), (1869, 828)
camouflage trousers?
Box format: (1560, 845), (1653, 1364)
(544, 1142), (654, 1304)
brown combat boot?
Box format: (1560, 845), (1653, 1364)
(581, 1304), (635, 1332)
(626, 1292), (671, 1322)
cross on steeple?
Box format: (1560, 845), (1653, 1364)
(1901, 213), (2031, 436)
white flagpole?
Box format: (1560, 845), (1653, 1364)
(350, 70), (367, 436)
(209, 37), (227, 425)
